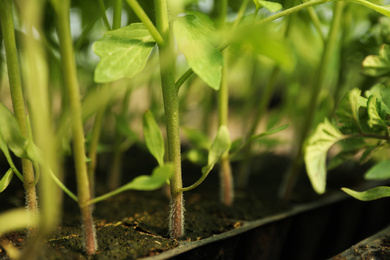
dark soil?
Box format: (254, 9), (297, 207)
(0, 146), (383, 259)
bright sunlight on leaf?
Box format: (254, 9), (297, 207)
(304, 119), (344, 194)
(143, 110), (165, 167)
(254, 0), (283, 13)
(365, 160), (390, 180)
(342, 186), (390, 201)
(93, 23), (155, 83)
(174, 14), (223, 90)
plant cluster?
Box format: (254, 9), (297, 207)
(1, 0), (390, 258)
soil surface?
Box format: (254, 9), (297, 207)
(0, 146), (378, 259)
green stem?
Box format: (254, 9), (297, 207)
(153, 0), (184, 239)
(98, 0), (111, 30)
(113, 0), (123, 30)
(280, 1), (345, 200)
(124, 0), (164, 45)
(53, 0), (97, 254)
(0, 0), (38, 216)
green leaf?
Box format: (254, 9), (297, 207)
(93, 23), (156, 83)
(202, 125), (231, 175)
(181, 126), (231, 192)
(122, 164), (174, 191)
(342, 186), (390, 201)
(0, 169), (13, 193)
(232, 25), (294, 72)
(367, 95), (388, 128)
(143, 110), (165, 166)
(304, 119), (344, 194)
(363, 44), (390, 77)
(174, 14), (223, 90)
(336, 88), (367, 129)
(0, 208), (39, 235)
(0, 104), (28, 158)
(365, 83), (390, 114)
(365, 160), (390, 180)
(253, 0), (283, 12)
(249, 124), (289, 142)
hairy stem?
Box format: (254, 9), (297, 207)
(0, 0), (38, 219)
(52, 0), (97, 254)
(154, 0), (184, 238)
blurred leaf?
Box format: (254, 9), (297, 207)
(182, 128), (211, 150)
(174, 14), (223, 90)
(143, 110), (165, 166)
(182, 149), (207, 165)
(304, 119), (344, 194)
(202, 125), (231, 175)
(0, 104), (28, 158)
(363, 44), (390, 76)
(0, 169), (13, 193)
(249, 124), (289, 142)
(122, 164), (174, 191)
(342, 186), (390, 201)
(327, 138), (366, 170)
(230, 24), (295, 72)
(365, 83), (390, 114)
(336, 88), (367, 129)
(93, 23), (156, 83)
(115, 114), (139, 142)
(253, 0), (282, 12)
(0, 208), (38, 235)
(365, 160), (390, 180)
(367, 95), (388, 128)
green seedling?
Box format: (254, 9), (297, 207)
(305, 44), (390, 198)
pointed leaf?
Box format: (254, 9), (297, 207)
(254, 1), (283, 12)
(0, 169), (13, 193)
(342, 186), (390, 201)
(143, 110), (165, 166)
(93, 23), (155, 83)
(122, 164), (174, 191)
(363, 44), (390, 77)
(174, 14), (223, 90)
(249, 124), (289, 142)
(365, 160), (390, 180)
(304, 119), (344, 194)
(202, 125), (231, 175)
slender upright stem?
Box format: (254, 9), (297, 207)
(154, 0), (184, 238)
(0, 0), (38, 217)
(215, 0), (233, 206)
(113, 0), (123, 29)
(20, 0), (62, 257)
(218, 51), (234, 206)
(279, 2), (345, 200)
(53, 0), (97, 254)
(125, 0), (164, 45)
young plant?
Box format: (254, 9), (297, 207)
(0, 0), (38, 221)
(305, 44), (390, 199)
